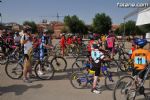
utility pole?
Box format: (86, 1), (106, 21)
(52, 13), (65, 22)
(0, 0), (2, 25)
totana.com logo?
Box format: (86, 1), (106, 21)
(117, 2), (149, 8)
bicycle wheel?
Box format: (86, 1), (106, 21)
(5, 62), (23, 79)
(0, 53), (7, 65)
(119, 60), (129, 72)
(113, 75), (135, 100)
(70, 71), (88, 89)
(104, 71), (120, 90)
(71, 60), (84, 73)
(50, 56), (67, 72)
(35, 61), (55, 80)
(107, 60), (119, 73)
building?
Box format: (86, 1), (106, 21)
(37, 21), (64, 38)
(50, 21), (64, 38)
(4, 22), (21, 31)
(111, 24), (119, 31)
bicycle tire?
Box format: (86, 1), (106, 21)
(70, 71), (88, 89)
(0, 53), (7, 65)
(104, 71), (120, 90)
(5, 62), (23, 79)
(35, 61), (55, 80)
(71, 60), (84, 73)
(50, 56), (67, 72)
(113, 75), (135, 100)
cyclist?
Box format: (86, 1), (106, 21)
(38, 29), (53, 75)
(14, 32), (21, 47)
(21, 28), (33, 83)
(131, 38), (150, 84)
(106, 30), (116, 58)
(60, 33), (66, 56)
(87, 34), (95, 56)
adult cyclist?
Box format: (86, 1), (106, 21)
(38, 29), (53, 75)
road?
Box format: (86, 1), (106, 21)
(1, 40), (150, 100)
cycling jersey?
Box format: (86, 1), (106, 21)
(106, 35), (115, 48)
(67, 37), (73, 45)
(39, 35), (48, 61)
(91, 49), (104, 63)
(60, 36), (65, 47)
(131, 49), (150, 70)
(87, 40), (95, 52)
(21, 35), (32, 54)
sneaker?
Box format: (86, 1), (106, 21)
(23, 78), (32, 83)
(38, 70), (44, 75)
(91, 88), (101, 94)
(29, 74), (36, 78)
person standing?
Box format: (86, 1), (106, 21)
(21, 28), (33, 83)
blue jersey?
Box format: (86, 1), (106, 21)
(40, 36), (48, 61)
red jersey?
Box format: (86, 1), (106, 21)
(67, 37), (73, 45)
(87, 40), (95, 52)
(60, 36), (65, 46)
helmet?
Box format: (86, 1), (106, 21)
(134, 38), (147, 47)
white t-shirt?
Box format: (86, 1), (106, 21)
(21, 35), (32, 54)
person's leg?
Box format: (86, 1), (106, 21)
(23, 54), (32, 83)
(61, 45), (65, 56)
(23, 56), (28, 79)
(91, 65), (101, 94)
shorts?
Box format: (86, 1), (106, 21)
(132, 69), (146, 79)
(91, 62), (101, 76)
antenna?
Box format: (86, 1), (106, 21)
(52, 13), (65, 22)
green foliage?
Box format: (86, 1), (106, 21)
(47, 29), (54, 34)
(118, 20), (144, 36)
(92, 13), (112, 34)
(23, 21), (37, 33)
(64, 15), (88, 34)
(138, 24), (150, 33)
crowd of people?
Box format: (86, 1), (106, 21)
(1, 27), (150, 97)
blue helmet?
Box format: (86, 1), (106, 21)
(134, 38), (147, 47)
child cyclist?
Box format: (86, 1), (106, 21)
(91, 42), (111, 94)
(131, 38), (150, 86)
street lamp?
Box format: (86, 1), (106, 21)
(0, 13), (2, 24)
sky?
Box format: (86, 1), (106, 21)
(0, 0), (149, 25)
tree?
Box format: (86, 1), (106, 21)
(23, 21), (37, 33)
(119, 20), (143, 36)
(64, 15), (88, 34)
(92, 13), (112, 34)
(138, 24), (150, 33)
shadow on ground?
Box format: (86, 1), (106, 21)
(0, 84), (43, 96)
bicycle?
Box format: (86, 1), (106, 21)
(70, 60), (120, 90)
(47, 47), (67, 72)
(5, 49), (55, 80)
(71, 55), (119, 74)
(113, 64), (150, 100)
